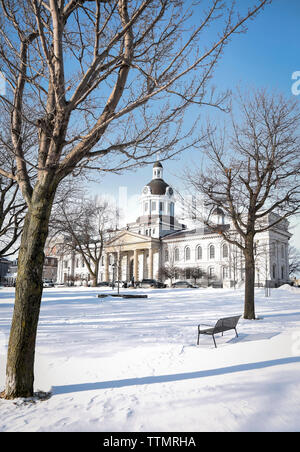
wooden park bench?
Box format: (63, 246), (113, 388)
(197, 315), (241, 348)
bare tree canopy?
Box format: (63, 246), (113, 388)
(0, 0), (270, 399)
(0, 175), (26, 257)
(289, 245), (300, 277)
(0, 147), (27, 258)
(50, 193), (118, 286)
(187, 90), (300, 319)
(0, 0), (270, 191)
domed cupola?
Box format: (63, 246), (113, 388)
(212, 207), (225, 225)
(142, 161), (174, 197)
(140, 161), (176, 237)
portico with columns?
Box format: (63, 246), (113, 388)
(104, 230), (160, 282)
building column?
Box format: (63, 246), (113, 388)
(117, 251), (121, 281)
(149, 248), (154, 279)
(142, 250), (147, 279)
(104, 252), (109, 281)
(126, 252), (129, 280)
(134, 249), (139, 281)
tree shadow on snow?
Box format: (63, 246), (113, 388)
(52, 356), (300, 395)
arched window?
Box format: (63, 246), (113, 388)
(175, 248), (179, 261)
(196, 245), (202, 260)
(222, 244), (228, 258)
(185, 246), (191, 261)
(209, 245), (215, 259)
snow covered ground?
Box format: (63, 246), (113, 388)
(0, 285), (300, 432)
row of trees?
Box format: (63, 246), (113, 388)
(159, 264), (208, 286)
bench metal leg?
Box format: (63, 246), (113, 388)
(212, 334), (217, 348)
(235, 328), (238, 338)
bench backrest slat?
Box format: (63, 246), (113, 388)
(214, 315), (241, 332)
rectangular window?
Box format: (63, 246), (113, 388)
(164, 249), (169, 262)
(222, 267), (228, 279)
(170, 202), (174, 216)
(151, 201), (156, 211)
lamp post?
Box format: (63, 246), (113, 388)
(112, 261), (120, 295)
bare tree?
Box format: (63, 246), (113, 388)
(158, 242), (182, 285)
(50, 194), (118, 287)
(289, 245), (300, 277)
(0, 0), (270, 399)
(185, 266), (207, 286)
(187, 90), (300, 319)
(0, 109), (29, 257)
(158, 264), (181, 286)
(0, 174), (26, 258)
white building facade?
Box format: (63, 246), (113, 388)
(57, 161), (291, 287)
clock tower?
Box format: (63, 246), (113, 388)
(136, 161), (180, 238)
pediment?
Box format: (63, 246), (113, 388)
(105, 230), (159, 248)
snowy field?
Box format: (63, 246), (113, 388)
(0, 284), (300, 432)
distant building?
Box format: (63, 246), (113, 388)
(4, 256), (58, 286)
(57, 161), (291, 288)
(0, 258), (11, 284)
(43, 256), (58, 281)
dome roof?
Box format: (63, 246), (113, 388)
(213, 207), (224, 215)
(153, 161), (163, 168)
(146, 178), (169, 195)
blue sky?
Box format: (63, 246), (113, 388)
(90, 0), (300, 246)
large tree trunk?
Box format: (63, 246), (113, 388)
(4, 184), (55, 399)
(91, 266), (99, 287)
(243, 237), (256, 320)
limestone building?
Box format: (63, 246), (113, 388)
(57, 161), (291, 287)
